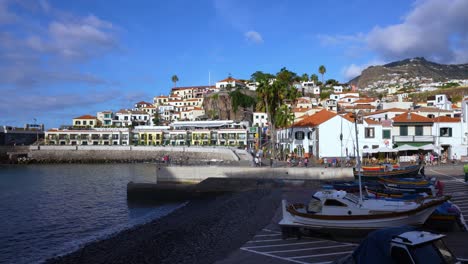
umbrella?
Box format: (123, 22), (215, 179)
(375, 146), (398, 153)
(396, 144), (419, 151)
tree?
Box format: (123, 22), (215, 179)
(301, 73), (309, 82)
(152, 111), (161, 126)
(310, 74), (319, 85)
(325, 79), (339, 86)
(252, 68), (299, 160)
(171, 75), (179, 88)
(318, 65), (326, 83)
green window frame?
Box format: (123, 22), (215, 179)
(400, 125), (408, 136)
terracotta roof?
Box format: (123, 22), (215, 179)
(365, 118), (380, 125)
(433, 116), (460, 123)
(218, 77), (241, 83)
(345, 104), (376, 109)
(292, 109), (337, 127)
(452, 104), (460, 109)
(142, 105), (155, 108)
(156, 95), (168, 98)
(411, 107), (452, 113)
(341, 113), (355, 123)
(136, 101), (153, 105)
(193, 107), (204, 110)
(342, 95), (359, 99)
(354, 98), (376, 103)
(363, 108), (407, 116)
(293, 107), (311, 113)
(171, 85), (214, 90)
(392, 112), (433, 123)
(73, 115), (96, 120)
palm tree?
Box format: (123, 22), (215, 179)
(252, 68), (298, 161)
(310, 74), (319, 85)
(301, 73), (309, 82)
(318, 65), (326, 83)
(171, 75), (179, 88)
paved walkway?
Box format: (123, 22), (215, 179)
(218, 165), (468, 264)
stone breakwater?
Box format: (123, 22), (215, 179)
(25, 146), (240, 164)
(46, 189), (283, 264)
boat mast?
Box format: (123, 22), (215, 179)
(354, 111), (363, 204)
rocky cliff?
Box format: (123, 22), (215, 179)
(203, 90), (256, 122)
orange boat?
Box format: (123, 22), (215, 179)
(362, 164), (400, 171)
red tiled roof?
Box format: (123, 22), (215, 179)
(73, 115), (96, 120)
(433, 116), (460, 123)
(218, 77), (241, 83)
(345, 104), (376, 109)
(341, 113), (355, 123)
(392, 112), (433, 123)
(363, 108), (407, 116)
(452, 104), (460, 109)
(136, 101), (153, 105)
(292, 109), (337, 127)
(293, 107), (311, 113)
(365, 118), (380, 125)
(354, 98), (376, 103)
(411, 107), (452, 113)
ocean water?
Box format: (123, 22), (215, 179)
(0, 164), (183, 264)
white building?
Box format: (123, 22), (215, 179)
(427, 94), (452, 111)
(253, 112), (269, 127)
(277, 110), (384, 159)
(433, 116), (465, 158)
(215, 77), (246, 89)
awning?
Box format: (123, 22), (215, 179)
(374, 146), (398, 153)
(395, 144), (419, 151)
(419, 144), (441, 151)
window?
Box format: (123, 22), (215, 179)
(440, 127), (452, 137)
(89, 121), (93, 125)
(307, 131), (313, 140)
(365, 128), (375, 138)
(83, 121), (87, 125)
(415, 125), (423, 136)
(295, 131), (305, 140)
(391, 247), (413, 264)
(382, 130), (391, 139)
(75, 121), (81, 125)
(324, 199), (347, 207)
(400, 125), (408, 136)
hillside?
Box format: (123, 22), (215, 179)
(349, 57), (468, 89)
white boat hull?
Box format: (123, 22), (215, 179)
(279, 198), (447, 231)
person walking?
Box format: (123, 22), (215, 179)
(304, 157), (308, 167)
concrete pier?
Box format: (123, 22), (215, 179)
(152, 166), (354, 183)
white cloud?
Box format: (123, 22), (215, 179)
(342, 60), (385, 81)
(245, 30), (263, 44)
(0, 1), (119, 87)
(366, 0), (468, 63)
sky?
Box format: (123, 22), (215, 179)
(1, 0), (468, 128)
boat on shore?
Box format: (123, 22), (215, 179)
(353, 164), (421, 180)
(379, 177), (436, 195)
(362, 163), (400, 171)
(279, 190), (450, 233)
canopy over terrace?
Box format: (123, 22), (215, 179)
(362, 146), (397, 165)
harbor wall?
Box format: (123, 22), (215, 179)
(27, 146), (239, 163)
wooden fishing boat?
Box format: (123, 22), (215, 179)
(353, 164), (421, 180)
(362, 164), (400, 171)
(279, 190), (450, 233)
(365, 187), (425, 200)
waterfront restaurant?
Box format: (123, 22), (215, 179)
(45, 128), (131, 145)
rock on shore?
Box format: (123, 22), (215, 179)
(46, 189), (281, 264)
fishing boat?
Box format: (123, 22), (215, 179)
(279, 190), (450, 233)
(365, 187), (426, 200)
(379, 177), (436, 195)
(362, 163), (400, 171)
(353, 164), (421, 180)
(279, 112), (450, 234)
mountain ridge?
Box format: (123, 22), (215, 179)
(348, 57), (468, 89)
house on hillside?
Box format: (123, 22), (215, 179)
(427, 94), (452, 111)
(215, 77), (246, 89)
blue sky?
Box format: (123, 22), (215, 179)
(1, 0), (467, 128)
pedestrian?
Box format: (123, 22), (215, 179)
(323, 157), (328, 168)
(254, 156), (259, 167)
(304, 157), (308, 167)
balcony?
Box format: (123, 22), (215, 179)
(393, 135), (435, 143)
